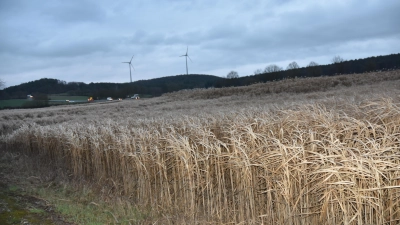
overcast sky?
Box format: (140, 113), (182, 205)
(1, 0), (399, 88)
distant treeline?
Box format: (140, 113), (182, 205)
(1, 53), (399, 100)
(0, 75), (222, 100)
(217, 53), (400, 88)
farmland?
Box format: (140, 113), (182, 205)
(0, 99), (29, 108)
(1, 70), (400, 224)
(48, 94), (89, 101)
(0, 95), (90, 109)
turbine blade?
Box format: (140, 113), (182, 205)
(188, 55), (192, 62)
(130, 64), (135, 70)
(186, 46), (188, 54)
(130, 55), (134, 63)
(122, 62), (129, 63)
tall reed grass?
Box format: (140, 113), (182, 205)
(2, 70), (400, 224)
(3, 97), (400, 224)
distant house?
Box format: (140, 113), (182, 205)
(131, 94), (140, 100)
(27, 95), (33, 100)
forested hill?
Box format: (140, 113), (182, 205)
(214, 53), (400, 88)
(1, 53), (399, 100)
(0, 74), (223, 99)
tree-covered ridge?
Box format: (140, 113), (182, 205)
(0, 74), (223, 100)
(1, 53), (399, 100)
(216, 53), (400, 87)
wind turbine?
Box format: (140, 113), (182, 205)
(180, 46), (192, 75)
(122, 55), (134, 83)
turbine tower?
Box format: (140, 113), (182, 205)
(180, 46), (192, 75)
(122, 55), (134, 83)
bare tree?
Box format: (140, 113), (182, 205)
(332, 56), (345, 74)
(332, 56), (344, 64)
(286, 61), (300, 78)
(0, 79), (5, 90)
(286, 61), (299, 70)
(254, 69), (263, 75)
(226, 71), (239, 79)
(264, 64), (282, 73)
(307, 61), (321, 76)
(307, 61), (319, 67)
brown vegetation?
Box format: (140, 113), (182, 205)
(1, 70), (400, 224)
(164, 70), (400, 100)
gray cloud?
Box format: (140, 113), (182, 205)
(42, 1), (107, 24)
(1, 0), (399, 87)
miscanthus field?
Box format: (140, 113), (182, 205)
(1, 71), (400, 224)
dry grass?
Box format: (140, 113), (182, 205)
(164, 70), (400, 100)
(1, 70), (400, 224)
